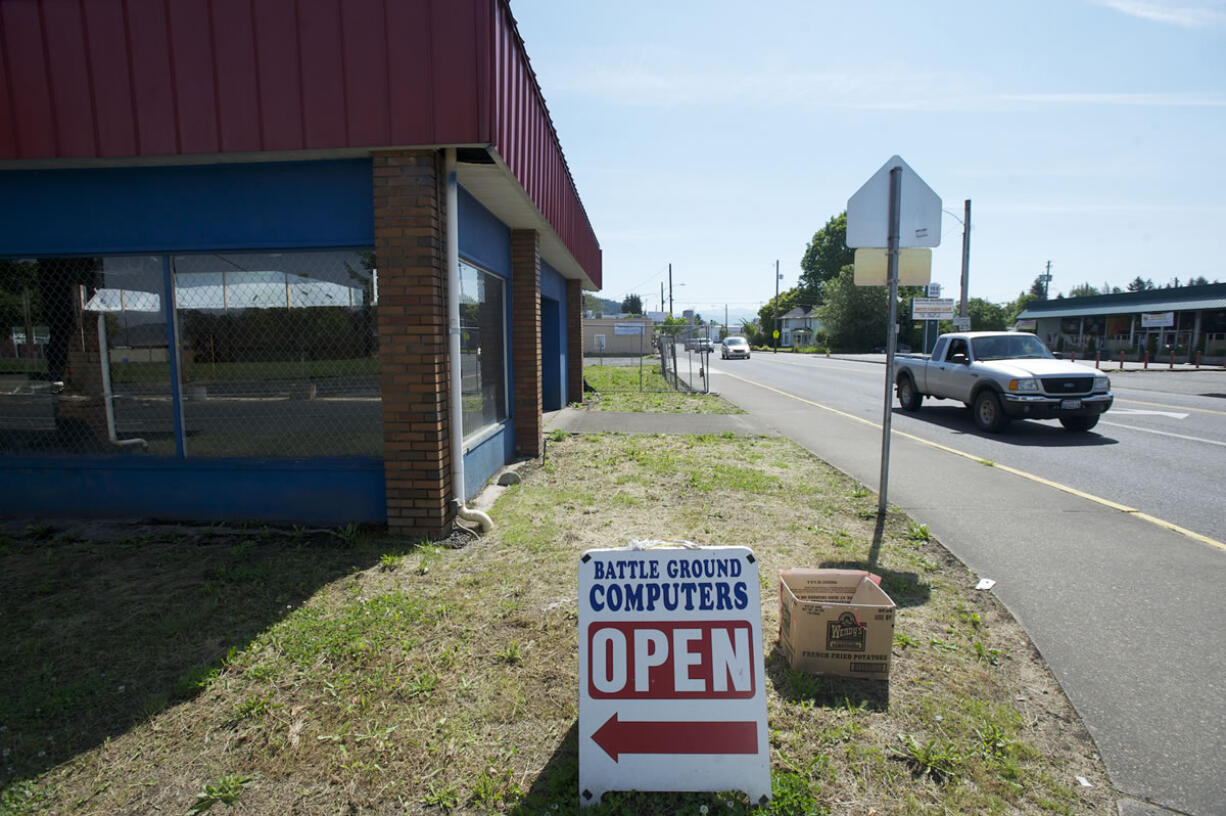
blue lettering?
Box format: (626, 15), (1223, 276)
(590, 584), (605, 612)
(733, 581), (749, 610)
(623, 583), (644, 611)
(716, 582), (732, 609)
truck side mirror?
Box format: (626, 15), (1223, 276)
(950, 353), (969, 365)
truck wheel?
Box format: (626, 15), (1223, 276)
(896, 376), (923, 412)
(1060, 415), (1099, 432)
(972, 390), (1010, 433)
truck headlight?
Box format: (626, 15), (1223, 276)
(1008, 378), (1039, 393)
(1093, 375), (1110, 393)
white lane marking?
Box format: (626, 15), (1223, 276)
(1109, 409), (1189, 419)
(1098, 421), (1226, 447)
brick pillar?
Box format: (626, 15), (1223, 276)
(374, 150), (454, 539)
(566, 278), (584, 405)
(511, 230), (542, 457)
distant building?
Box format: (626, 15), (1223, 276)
(779, 306), (822, 348)
(1016, 284), (1226, 360)
(583, 318), (654, 356)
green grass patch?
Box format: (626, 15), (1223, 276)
(0, 435), (1112, 815)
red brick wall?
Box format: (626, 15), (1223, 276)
(566, 278), (584, 405)
(373, 150), (454, 538)
(511, 229), (542, 457)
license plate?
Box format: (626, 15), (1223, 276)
(1060, 399), (1081, 410)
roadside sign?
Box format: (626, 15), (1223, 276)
(926, 282), (942, 298)
(614, 323), (644, 335)
(952, 315), (972, 331)
(578, 545), (770, 806)
(912, 298), (955, 321)
(1141, 312), (1174, 328)
(846, 155), (942, 249)
(853, 248), (931, 286)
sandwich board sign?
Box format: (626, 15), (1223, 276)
(577, 544), (770, 806)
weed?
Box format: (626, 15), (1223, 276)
(188, 774), (251, 813)
(893, 633), (919, 649)
(769, 769), (827, 816)
(422, 781), (459, 810)
(973, 640), (1002, 665)
(851, 485), (870, 499)
(22, 523), (55, 541)
(379, 553), (404, 571)
(905, 523), (931, 541)
(174, 663), (221, 699)
(897, 734), (963, 781)
(928, 638), (959, 652)
(548, 429), (567, 443)
(404, 671), (440, 699)
(500, 641), (523, 664)
(229, 694), (276, 724)
(331, 523), (363, 546)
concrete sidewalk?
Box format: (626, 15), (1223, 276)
(543, 407), (773, 436)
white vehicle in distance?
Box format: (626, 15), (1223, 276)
(721, 336), (751, 360)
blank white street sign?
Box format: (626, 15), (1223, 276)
(846, 155), (942, 249)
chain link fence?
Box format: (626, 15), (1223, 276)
(1, 250), (380, 459)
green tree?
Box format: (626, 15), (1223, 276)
(1126, 276), (1153, 292)
(798, 212), (854, 306)
(583, 293), (604, 317)
(1028, 276), (1048, 299)
(1069, 282), (1099, 298)
(817, 265), (888, 352)
(756, 288), (802, 347)
(620, 294), (642, 315)
(967, 298), (1009, 331)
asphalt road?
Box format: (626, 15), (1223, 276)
(707, 353), (1226, 816)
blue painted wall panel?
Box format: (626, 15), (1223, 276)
(457, 185), (511, 279)
(0, 456), (386, 524)
(0, 160), (374, 255)
(540, 259), (568, 409)
(463, 425), (515, 500)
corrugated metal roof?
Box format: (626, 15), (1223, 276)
(1017, 285), (1226, 319)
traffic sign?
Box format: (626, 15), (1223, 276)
(846, 155), (942, 249)
(578, 545), (770, 806)
(952, 315), (971, 331)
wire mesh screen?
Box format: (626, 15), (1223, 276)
(173, 251), (380, 457)
(656, 326), (712, 394)
(0, 250), (380, 459)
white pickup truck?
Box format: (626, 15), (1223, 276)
(893, 331), (1113, 432)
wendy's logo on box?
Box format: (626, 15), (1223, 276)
(826, 612), (866, 652)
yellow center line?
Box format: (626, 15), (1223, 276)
(719, 369), (1226, 553)
(1115, 397), (1226, 416)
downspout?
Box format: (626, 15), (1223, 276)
(96, 314), (148, 450)
(444, 148), (493, 532)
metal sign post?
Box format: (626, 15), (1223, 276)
(847, 155), (942, 516)
(879, 167), (902, 516)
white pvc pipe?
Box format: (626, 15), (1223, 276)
(96, 314), (148, 450)
(444, 148), (493, 532)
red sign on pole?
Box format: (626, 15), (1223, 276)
(577, 545), (770, 806)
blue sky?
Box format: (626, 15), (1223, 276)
(511, 0), (1226, 322)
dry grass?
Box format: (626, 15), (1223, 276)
(0, 433), (1113, 815)
(584, 364), (741, 413)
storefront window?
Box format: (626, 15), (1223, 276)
(458, 260), (507, 438)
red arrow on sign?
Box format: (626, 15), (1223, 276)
(591, 713), (758, 762)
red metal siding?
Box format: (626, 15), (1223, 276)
(488, 0), (601, 287)
(0, 0), (599, 286)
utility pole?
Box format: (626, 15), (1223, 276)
(1043, 260), (1052, 299)
(725, 304), (728, 339)
(660, 282), (665, 314)
(958, 199), (971, 321)
(668, 263), (673, 316)
(773, 259), (780, 353)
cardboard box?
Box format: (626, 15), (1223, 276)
(778, 568), (896, 680)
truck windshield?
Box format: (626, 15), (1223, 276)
(972, 334), (1053, 361)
